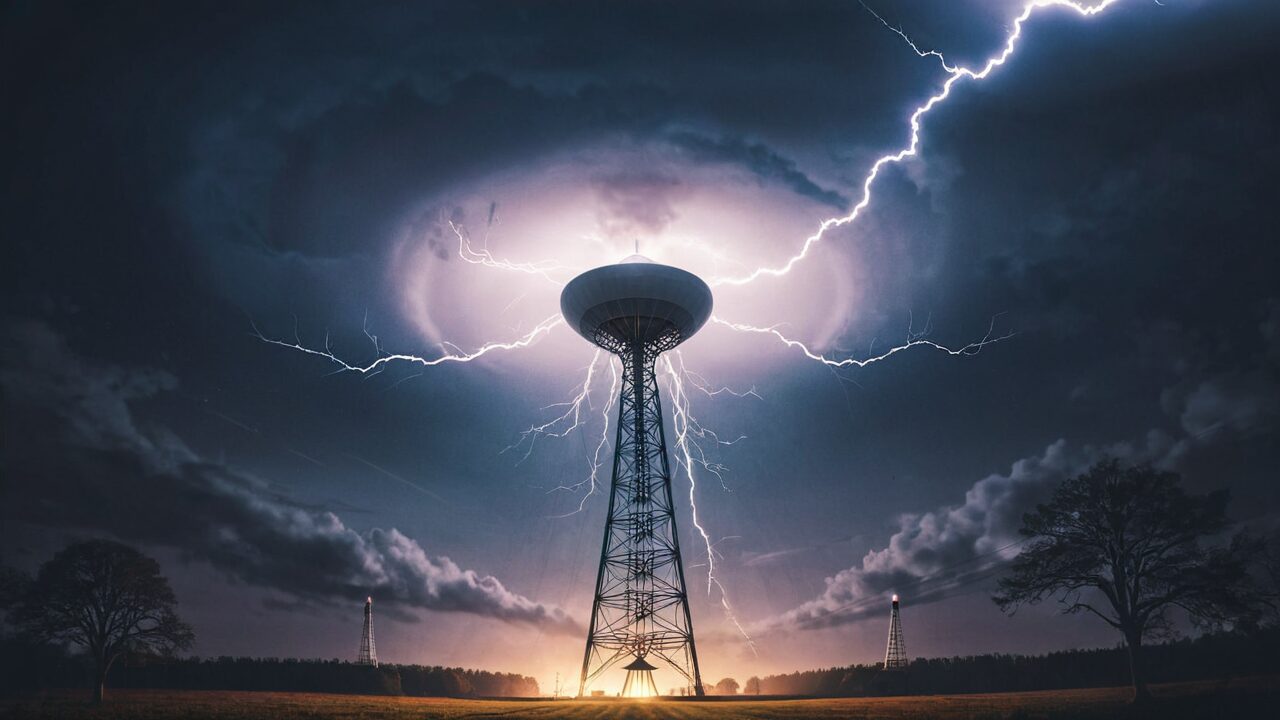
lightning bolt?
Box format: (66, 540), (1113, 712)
(677, 353), (763, 401)
(504, 350), (603, 463)
(859, 0), (956, 72)
(712, 0), (1125, 287)
(450, 220), (577, 285)
(669, 352), (750, 492)
(711, 315), (1013, 368)
(254, 311), (619, 519)
(541, 354), (621, 518)
(252, 314), (563, 374)
(662, 353), (757, 654)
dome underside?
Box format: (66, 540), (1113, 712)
(561, 263), (712, 351)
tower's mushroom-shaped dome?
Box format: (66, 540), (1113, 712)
(560, 256), (713, 349)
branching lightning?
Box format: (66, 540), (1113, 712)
(859, 0), (956, 72)
(678, 352), (763, 402)
(252, 314), (563, 374)
(711, 315), (1013, 368)
(711, 0), (1124, 287)
(504, 350), (603, 464)
(542, 355), (621, 518)
(669, 352), (751, 492)
(450, 217), (579, 285)
(662, 353), (758, 654)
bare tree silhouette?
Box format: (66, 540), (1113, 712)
(13, 539), (194, 704)
(994, 460), (1268, 703)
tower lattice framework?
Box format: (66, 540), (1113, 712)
(358, 597), (378, 667)
(579, 327), (704, 697)
(883, 595), (907, 670)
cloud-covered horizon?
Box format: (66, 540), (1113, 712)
(762, 439), (1111, 632)
(760, 317), (1280, 634)
(0, 320), (580, 636)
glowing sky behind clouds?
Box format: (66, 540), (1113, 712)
(394, 141), (865, 362)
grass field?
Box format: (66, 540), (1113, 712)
(3, 676), (1275, 719)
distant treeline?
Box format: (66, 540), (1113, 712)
(112, 657), (540, 698)
(7, 629), (1280, 699)
(754, 627), (1280, 697)
(0, 639), (538, 698)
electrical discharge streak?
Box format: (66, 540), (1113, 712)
(256, 0), (1129, 657)
(710, 0), (1124, 288)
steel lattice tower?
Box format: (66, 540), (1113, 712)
(561, 255), (712, 698)
(357, 596), (378, 667)
(883, 594), (907, 670)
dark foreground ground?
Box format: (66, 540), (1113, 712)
(2, 676), (1275, 719)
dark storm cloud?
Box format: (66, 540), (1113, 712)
(765, 304), (1280, 633)
(1, 0), (938, 361)
(0, 321), (579, 635)
(764, 433), (1181, 632)
(193, 74), (856, 261)
(113, 0), (956, 320)
(146, 2), (927, 266)
(1163, 303), (1280, 441)
(1177, 371), (1279, 439)
(762, 439), (1078, 631)
(666, 131), (850, 210)
(248, 74), (670, 258)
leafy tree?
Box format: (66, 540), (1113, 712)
(13, 539), (194, 704)
(994, 460), (1267, 703)
(713, 676), (740, 695)
(439, 668), (473, 696)
(744, 675), (761, 695)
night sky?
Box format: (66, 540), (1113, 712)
(3, 0), (1279, 694)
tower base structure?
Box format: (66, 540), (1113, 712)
(578, 329), (703, 696)
(620, 655), (660, 698)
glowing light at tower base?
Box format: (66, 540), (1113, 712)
(620, 655), (660, 699)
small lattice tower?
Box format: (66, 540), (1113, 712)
(357, 596), (378, 667)
(561, 254), (713, 697)
(883, 594), (907, 670)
